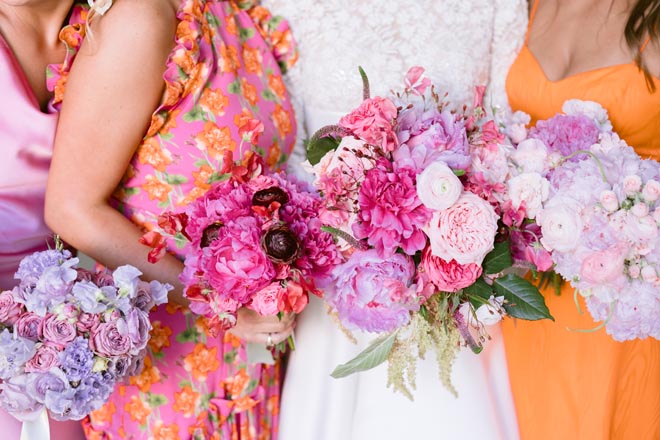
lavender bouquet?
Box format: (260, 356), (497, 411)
(0, 245), (171, 423)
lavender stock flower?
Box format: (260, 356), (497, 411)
(59, 336), (94, 382)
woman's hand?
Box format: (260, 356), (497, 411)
(228, 308), (295, 345)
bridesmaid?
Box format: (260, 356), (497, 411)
(0, 0), (85, 438)
(503, 1), (660, 439)
(45, 0), (298, 438)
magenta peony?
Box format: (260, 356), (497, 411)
(353, 159), (431, 258)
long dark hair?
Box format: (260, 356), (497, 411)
(625, 0), (660, 90)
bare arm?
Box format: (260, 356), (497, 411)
(45, 0), (293, 343)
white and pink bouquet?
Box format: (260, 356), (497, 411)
(504, 100), (660, 341)
(0, 245), (171, 425)
(142, 152), (341, 336)
(305, 67), (552, 396)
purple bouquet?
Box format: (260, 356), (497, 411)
(0, 247), (170, 422)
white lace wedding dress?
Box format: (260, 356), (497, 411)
(262, 1), (528, 439)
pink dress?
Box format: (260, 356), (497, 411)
(49, 1), (298, 438)
(0, 28), (85, 440)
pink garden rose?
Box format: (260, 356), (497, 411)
(251, 282), (284, 316)
(41, 314), (77, 349)
(420, 247), (482, 292)
(642, 179), (660, 202)
(76, 312), (101, 333)
(0, 290), (23, 326)
(426, 192), (499, 265)
(339, 97), (398, 151)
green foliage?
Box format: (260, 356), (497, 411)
(483, 240), (513, 274)
(331, 331), (398, 378)
(306, 136), (340, 166)
(493, 274), (554, 321)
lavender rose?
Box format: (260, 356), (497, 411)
(42, 314), (77, 349)
(90, 321), (131, 357)
(0, 290), (23, 326)
(25, 344), (61, 373)
(14, 313), (44, 341)
(125, 309), (151, 353)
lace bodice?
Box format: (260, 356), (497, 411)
(262, 0), (527, 173)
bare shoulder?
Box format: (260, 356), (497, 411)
(81, 0), (179, 59)
(643, 38), (660, 81)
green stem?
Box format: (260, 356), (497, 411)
(559, 149), (609, 183)
(567, 300), (615, 333)
(358, 66), (370, 100)
(321, 226), (369, 250)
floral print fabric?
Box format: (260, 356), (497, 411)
(48, 1), (297, 438)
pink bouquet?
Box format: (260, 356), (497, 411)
(504, 100), (660, 341)
(0, 244), (170, 423)
(142, 152), (341, 336)
(306, 67), (552, 395)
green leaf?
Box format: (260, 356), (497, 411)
(483, 240), (513, 274)
(123, 187), (140, 197)
(239, 27), (255, 41)
(306, 136), (340, 166)
(183, 106), (204, 122)
(164, 173), (189, 185)
(493, 274), (554, 321)
(330, 331), (397, 378)
(174, 232), (189, 249)
(207, 172), (231, 184)
(176, 326), (201, 343)
(227, 80), (241, 95)
(146, 393), (169, 408)
(261, 89), (276, 102)
(464, 278), (494, 308)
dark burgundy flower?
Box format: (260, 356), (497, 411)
(261, 226), (300, 264)
(201, 222), (223, 248)
(252, 187), (289, 207)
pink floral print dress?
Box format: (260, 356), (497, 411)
(48, 1), (298, 438)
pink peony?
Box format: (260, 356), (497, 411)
(426, 192), (499, 265)
(420, 247), (482, 292)
(353, 160), (432, 258)
(329, 249), (417, 332)
(339, 97), (398, 151)
(251, 282), (284, 316)
(197, 216), (275, 303)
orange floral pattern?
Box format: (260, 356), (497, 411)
(48, 1), (297, 438)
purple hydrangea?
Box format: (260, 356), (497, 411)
(530, 114), (600, 160)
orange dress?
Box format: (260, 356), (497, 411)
(502, 2), (660, 439)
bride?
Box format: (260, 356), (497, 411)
(262, 1), (528, 438)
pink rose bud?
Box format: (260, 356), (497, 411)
(641, 265), (658, 283)
(628, 264), (641, 279)
(599, 190), (619, 212)
(642, 180), (660, 202)
(623, 175), (642, 196)
(654, 207), (660, 224)
(631, 203), (650, 218)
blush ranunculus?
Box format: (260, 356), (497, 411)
(420, 246), (482, 292)
(537, 196), (583, 252)
(278, 281), (308, 314)
(426, 192), (498, 266)
(580, 247), (626, 284)
(507, 172), (550, 219)
(416, 161), (462, 210)
(338, 97), (399, 151)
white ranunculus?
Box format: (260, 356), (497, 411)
(562, 99), (613, 131)
(537, 196), (584, 252)
(416, 161), (462, 211)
